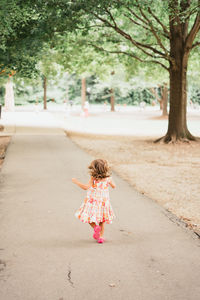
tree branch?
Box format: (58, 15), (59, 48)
(135, 0), (171, 61)
(180, 0), (191, 41)
(113, 0), (150, 27)
(124, 13), (150, 32)
(90, 11), (169, 60)
(76, 24), (107, 30)
(185, 3), (200, 20)
(147, 7), (170, 39)
(185, 7), (200, 49)
(104, 8), (117, 27)
(88, 43), (169, 71)
(169, 0), (182, 37)
(126, 6), (149, 26)
(124, 11), (169, 41)
(191, 40), (200, 49)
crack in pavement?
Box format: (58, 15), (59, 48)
(67, 264), (74, 288)
(0, 259), (6, 271)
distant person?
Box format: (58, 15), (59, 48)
(72, 159), (116, 244)
(84, 101), (89, 117)
(63, 99), (67, 110)
(103, 101), (107, 112)
(35, 98), (39, 113)
(140, 101), (146, 110)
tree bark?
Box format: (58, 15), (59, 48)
(162, 83), (168, 116)
(156, 53), (195, 142)
(167, 57), (191, 140)
(43, 76), (47, 110)
(155, 9), (197, 143)
(110, 88), (115, 112)
(81, 77), (86, 110)
(159, 97), (163, 111)
(150, 87), (163, 111)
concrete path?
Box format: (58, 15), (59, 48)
(0, 125), (200, 299)
(1, 106), (200, 137)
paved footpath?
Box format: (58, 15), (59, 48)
(0, 120), (200, 299)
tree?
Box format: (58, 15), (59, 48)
(150, 84), (169, 116)
(2, 0), (200, 142)
(71, 0), (200, 142)
(53, 32), (121, 110)
(162, 83), (168, 117)
(37, 47), (64, 110)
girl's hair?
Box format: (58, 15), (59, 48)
(88, 159), (111, 180)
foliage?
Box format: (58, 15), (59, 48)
(68, 0), (200, 70)
(0, 0), (45, 77)
(0, 0), (87, 77)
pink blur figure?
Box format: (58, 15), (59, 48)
(84, 101), (89, 117)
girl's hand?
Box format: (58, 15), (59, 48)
(72, 178), (78, 184)
(109, 177), (116, 189)
(72, 178), (91, 190)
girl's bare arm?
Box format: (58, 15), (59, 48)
(72, 177), (92, 190)
(109, 177), (116, 189)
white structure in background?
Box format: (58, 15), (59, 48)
(4, 77), (15, 111)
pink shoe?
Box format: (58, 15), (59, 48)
(93, 225), (101, 240)
(97, 237), (104, 244)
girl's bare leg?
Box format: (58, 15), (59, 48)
(99, 222), (105, 237)
(89, 222), (96, 229)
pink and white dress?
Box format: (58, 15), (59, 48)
(75, 177), (115, 225)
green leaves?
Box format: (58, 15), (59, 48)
(0, 0), (199, 83)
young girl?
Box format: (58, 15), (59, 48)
(72, 159), (116, 244)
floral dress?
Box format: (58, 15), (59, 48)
(75, 177), (115, 225)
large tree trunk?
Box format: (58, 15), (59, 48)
(81, 77), (86, 110)
(157, 55), (194, 142)
(110, 88), (115, 112)
(43, 76), (47, 110)
(156, 16), (196, 143)
(166, 58), (193, 141)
